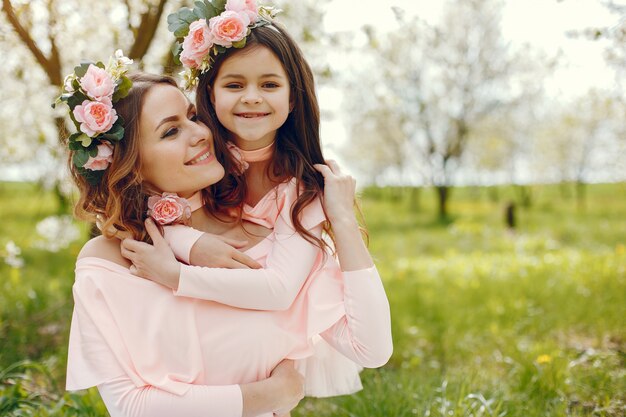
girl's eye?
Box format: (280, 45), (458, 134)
(263, 82), (279, 88)
(190, 113), (198, 122)
(161, 127), (178, 139)
(225, 83), (242, 89)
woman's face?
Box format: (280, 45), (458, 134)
(139, 84), (224, 198)
(211, 45), (291, 151)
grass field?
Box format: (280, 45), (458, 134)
(1, 181), (624, 416)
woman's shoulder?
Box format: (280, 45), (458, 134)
(77, 235), (132, 269)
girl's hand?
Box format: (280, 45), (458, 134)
(269, 360), (304, 417)
(313, 160), (358, 225)
(120, 218), (181, 289)
(189, 233), (262, 269)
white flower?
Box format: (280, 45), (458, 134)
(34, 215), (81, 252)
(115, 49), (133, 66)
(4, 240), (24, 268)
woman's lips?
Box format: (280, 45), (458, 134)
(185, 147), (215, 165)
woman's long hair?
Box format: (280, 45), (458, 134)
(197, 24), (330, 250)
(69, 73), (179, 242)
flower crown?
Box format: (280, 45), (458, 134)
(53, 50), (133, 184)
(168, 0), (280, 89)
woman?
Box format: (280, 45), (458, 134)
(62, 66), (391, 416)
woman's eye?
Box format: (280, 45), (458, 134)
(225, 84), (242, 89)
(263, 82), (279, 88)
(190, 113), (198, 122)
(161, 127), (178, 139)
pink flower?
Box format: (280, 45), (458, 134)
(225, 0), (259, 23)
(79, 64), (115, 101)
(226, 141), (249, 174)
(83, 141), (114, 171)
(73, 98), (118, 137)
(147, 193), (192, 226)
(209, 11), (249, 47)
(181, 19), (213, 68)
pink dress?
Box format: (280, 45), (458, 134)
(165, 178), (378, 397)
(67, 179), (392, 417)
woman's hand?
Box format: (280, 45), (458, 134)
(313, 160), (358, 226)
(189, 233), (262, 269)
(120, 218), (181, 289)
(269, 360), (304, 417)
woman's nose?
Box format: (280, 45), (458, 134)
(191, 122), (212, 146)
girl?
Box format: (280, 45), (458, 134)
(123, 3), (390, 397)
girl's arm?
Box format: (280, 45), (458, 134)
(98, 360), (303, 417)
(312, 161), (392, 368)
(122, 195), (325, 311)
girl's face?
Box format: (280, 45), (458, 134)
(211, 45), (291, 151)
(139, 84), (224, 198)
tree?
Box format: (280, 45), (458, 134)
(344, 0), (548, 219)
(1, 0), (170, 210)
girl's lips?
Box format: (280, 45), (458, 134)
(235, 112), (270, 118)
(185, 147), (215, 165)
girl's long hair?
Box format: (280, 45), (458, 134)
(197, 24), (330, 250)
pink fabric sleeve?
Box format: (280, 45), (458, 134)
(319, 266), (393, 368)
(163, 225), (205, 264)
(98, 375), (244, 417)
(175, 224), (322, 310)
(173, 192), (327, 310)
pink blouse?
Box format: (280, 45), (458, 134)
(66, 179), (393, 417)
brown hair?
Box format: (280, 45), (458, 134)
(69, 72), (179, 242)
(196, 23), (330, 249)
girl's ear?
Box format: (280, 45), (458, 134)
(289, 95), (295, 113)
(209, 86), (216, 107)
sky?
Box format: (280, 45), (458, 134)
(324, 0), (617, 99)
(317, 0), (621, 178)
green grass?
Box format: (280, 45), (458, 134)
(1, 182), (624, 416)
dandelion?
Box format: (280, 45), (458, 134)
(536, 354), (552, 364)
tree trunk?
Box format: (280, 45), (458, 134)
(575, 181), (587, 211)
(436, 185), (449, 219)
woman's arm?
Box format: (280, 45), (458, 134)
(98, 360), (303, 417)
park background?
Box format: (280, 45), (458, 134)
(0, 0), (624, 416)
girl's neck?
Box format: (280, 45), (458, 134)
(237, 141), (275, 163)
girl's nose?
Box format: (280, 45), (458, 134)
(241, 88), (263, 104)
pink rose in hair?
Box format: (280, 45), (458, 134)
(147, 193), (192, 226)
(73, 98), (118, 137)
(181, 19), (213, 68)
(226, 0), (259, 23)
(83, 141), (114, 171)
(209, 11), (249, 47)
(79, 64), (115, 101)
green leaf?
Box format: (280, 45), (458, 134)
(95, 61), (105, 69)
(171, 42), (183, 65)
(112, 75), (132, 102)
(232, 38), (247, 49)
(193, 1), (210, 19)
(74, 62), (93, 78)
(88, 146), (99, 157)
(67, 91), (89, 108)
(78, 167), (104, 185)
(101, 120), (125, 142)
(77, 134), (92, 148)
(210, 0), (226, 13)
(167, 7), (197, 38)
(73, 149), (90, 168)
